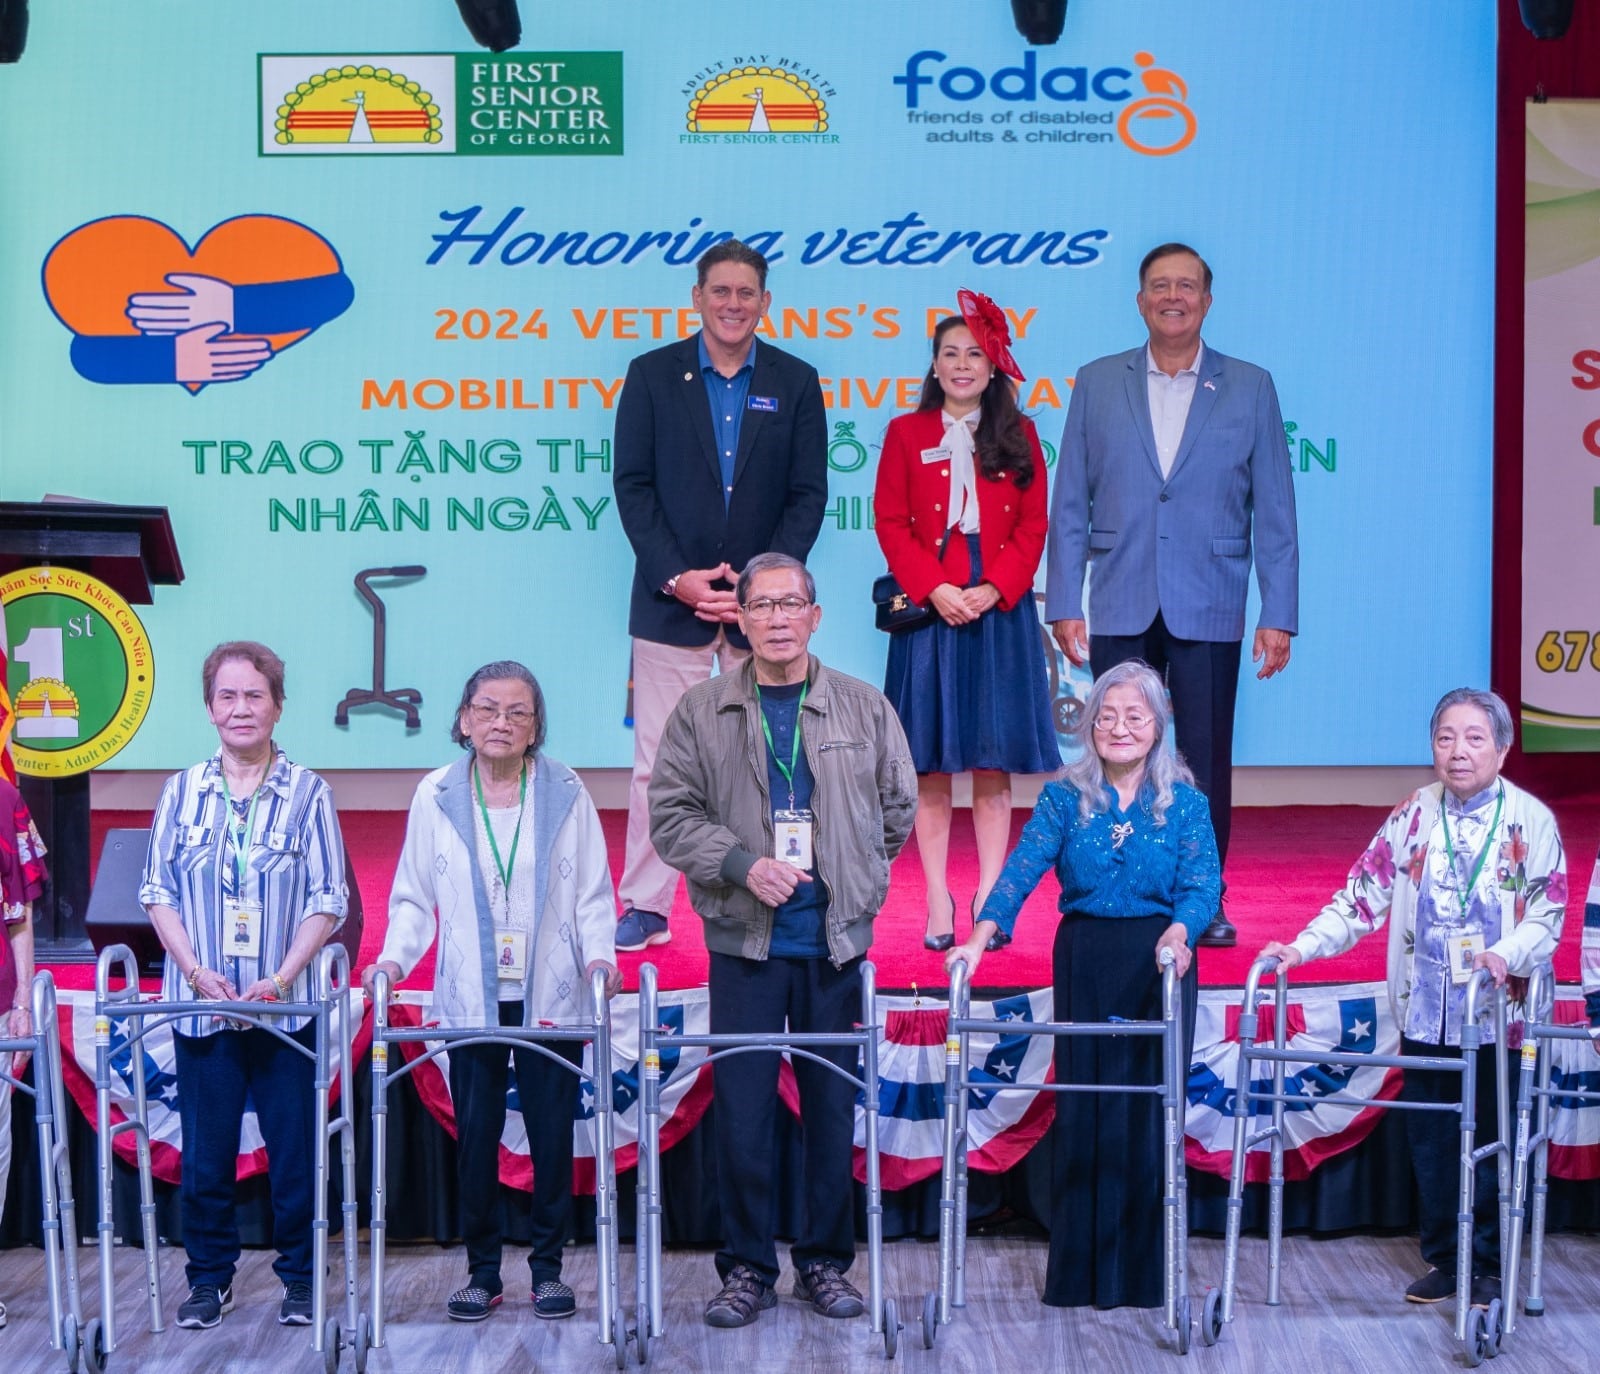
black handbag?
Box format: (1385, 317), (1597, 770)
(873, 528), (954, 634)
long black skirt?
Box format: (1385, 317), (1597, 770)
(1045, 912), (1199, 1309)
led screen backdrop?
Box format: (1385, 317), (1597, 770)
(0, 1), (1495, 769)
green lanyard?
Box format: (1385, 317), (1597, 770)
(756, 681), (808, 809)
(473, 761), (527, 902)
(1441, 784), (1503, 920)
(219, 771), (264, 899)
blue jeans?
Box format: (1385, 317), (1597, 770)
(173, 1023), (317, 1288)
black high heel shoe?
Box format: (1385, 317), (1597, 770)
(924, 890), (957, 952)
(975, 895), (1012, 952)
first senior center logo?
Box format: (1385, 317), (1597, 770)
(41, 214), (353, 392)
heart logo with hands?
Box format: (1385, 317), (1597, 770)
(41, 214), (353, 393)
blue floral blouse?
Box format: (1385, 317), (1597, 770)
(977, 779), (1222, 945)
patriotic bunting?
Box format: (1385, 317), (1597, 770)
(50, 982), (1600, 1193)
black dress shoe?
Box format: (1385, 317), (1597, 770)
(973, 895), (1012, 952)
(1197, 911), (1237, 947)
(924, 891), (956, 951)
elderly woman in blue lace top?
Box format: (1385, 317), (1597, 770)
(950, 658), (1220, 1309)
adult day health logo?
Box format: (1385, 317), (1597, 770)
(258, 53), (623, 156)
(41, 215), (353, 392)
(894, 49), (1196, 155)
(681, 57), (837, 145)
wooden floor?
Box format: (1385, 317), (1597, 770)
(2, 1230), (1594, 1373)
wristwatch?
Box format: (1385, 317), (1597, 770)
(663, 573), (682, 598)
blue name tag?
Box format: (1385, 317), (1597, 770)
(747, 395), (778, 412)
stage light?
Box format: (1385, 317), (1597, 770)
(1010, 0), (1068, 45)
(1519, 0), (1575, 38)
(0, 0), (28, 63)
(455, 0), (521, 52)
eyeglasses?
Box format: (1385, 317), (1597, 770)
(468, 702), (536, 727)
(742, 596), (812, 621)
(1092, 710), (1153, 733)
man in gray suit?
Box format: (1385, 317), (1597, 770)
(1046, 243), (1298, 946)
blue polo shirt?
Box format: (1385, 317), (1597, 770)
(698, 333), (755, 509)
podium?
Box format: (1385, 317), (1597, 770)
(0, 500), (183, 960)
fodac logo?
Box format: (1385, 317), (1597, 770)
(893, 49), (1196, 156)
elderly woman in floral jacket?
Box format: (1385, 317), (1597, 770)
(1261, 687), (1566, 1311)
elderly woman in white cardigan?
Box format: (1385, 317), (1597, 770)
(362, 660), (619, 1325)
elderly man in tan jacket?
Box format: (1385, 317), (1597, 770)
(651, 551), (916, 1332)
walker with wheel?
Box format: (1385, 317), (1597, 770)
(635, 960), (899, 1360)
(362, 964), (627, 1367)
(1213, 957), (1510, 1366)
(922, 949), (1194, 1356)
(91, 942), (359, 1373)
(1500, 960), (1600, 1345)
(2, 971), (95, 1372)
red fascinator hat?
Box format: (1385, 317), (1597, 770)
(956, 288), (1025, 383)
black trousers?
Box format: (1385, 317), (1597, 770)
(1091, 612), (1243, 867)
(447, 1000), (582, 1288)
(707, 951), (862, 1286)
(1399, 1034), (1513, 1277)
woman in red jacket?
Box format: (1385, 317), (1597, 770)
(874, 291), (1060, 950)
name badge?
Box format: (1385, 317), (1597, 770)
(1450, 932), (1486, 986)
(920, 446), (951, 465)
(225, 901), (263, 961)
(748, 395), (778, 412)
(773, 808), (814, 870)
(497, 928), (528, 981)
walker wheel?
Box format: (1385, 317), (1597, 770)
(613, 1305), (628, 1370)
(324, 1315), (343, 1373)
(1463, 1306), (1490, 1367)
(882, 1297), (898, 1359)
(634, 1306), (649, 1366)
(1199, 1286), (1223, 1346)
(1484, 1297), (1503, 1358)
(921, 1291), (938, 1349)
(354, 1314), (371, 1374)
(1175, 1294), (1191, 1355)
(61, 1312), (81, 1374)
(84, 1317), (107, 1374)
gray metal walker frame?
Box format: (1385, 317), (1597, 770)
(0, 972), (92, 1372)
(1214, 957), (1510, 1366)
(1501, 961), (1600, 1344)
(634, 960), (899, 1361)
(922, 949), (1194, 1354)
(92, 942), (359, 1373)
(363, 966), (627, 1367)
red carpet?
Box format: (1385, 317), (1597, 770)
(87, 800), (1600, 995)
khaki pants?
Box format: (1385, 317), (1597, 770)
(620, 632), (749, 917)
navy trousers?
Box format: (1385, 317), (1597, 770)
(173, 1022), (318, 1288)
(1091, 611), (1243, 867)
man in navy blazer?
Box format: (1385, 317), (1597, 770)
(1046, 243), (1298, 946)
(612, 240), (828, 950)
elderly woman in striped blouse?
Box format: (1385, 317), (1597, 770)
(140, 641), (347, 1335)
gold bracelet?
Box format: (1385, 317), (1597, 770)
(186, 966), (204, 993)
(271, 972), (291, 1000)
